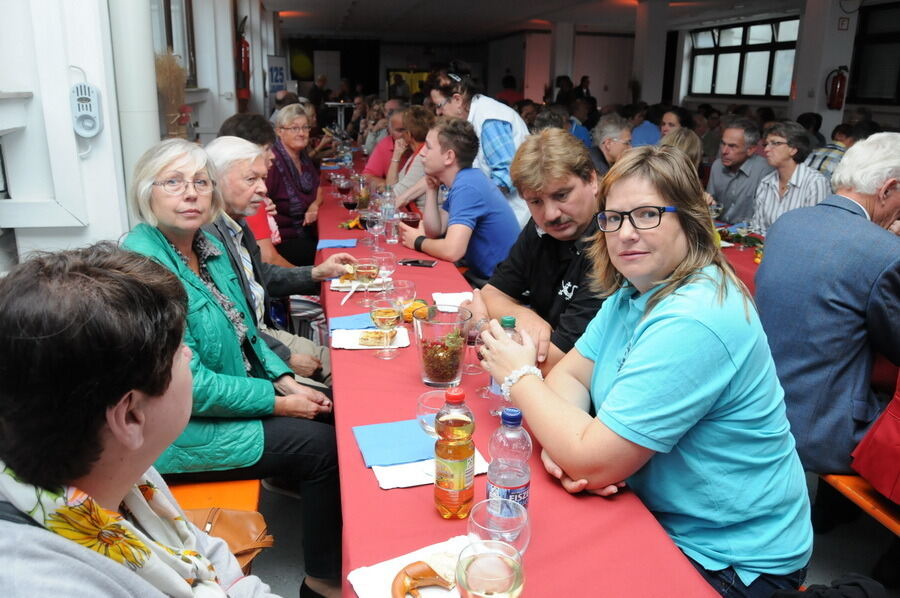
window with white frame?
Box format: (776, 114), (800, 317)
(688, 17), (799, 99)
(150, 0), (198, 87)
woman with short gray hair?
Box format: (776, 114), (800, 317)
(751, 121), (829, 235)
(268, 105), (323, 265)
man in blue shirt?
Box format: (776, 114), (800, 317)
(624, 102), (662, 147)
(399, 118), (519, 280)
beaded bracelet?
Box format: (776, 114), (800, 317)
(500, 366), (543, 400)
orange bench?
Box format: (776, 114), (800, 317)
(169, 479), (262, 511)
(821, 474), (900, 536)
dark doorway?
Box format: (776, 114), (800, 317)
(661, 30), (678, 105)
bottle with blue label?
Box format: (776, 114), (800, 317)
(486, 407), (532, 507)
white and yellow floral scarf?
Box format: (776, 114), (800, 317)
(0, 462), (226, 597)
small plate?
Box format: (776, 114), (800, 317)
(331, 327), (410, 350)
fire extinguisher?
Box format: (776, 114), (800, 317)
(236, 16), (251, 105)
(825, 66), (848, 110)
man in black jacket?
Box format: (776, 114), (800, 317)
(468, 127), (603, 374)
(204, 135), (356, 387)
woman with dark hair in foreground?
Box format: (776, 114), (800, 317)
(0, 243), (277, 596)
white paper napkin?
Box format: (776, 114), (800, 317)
(432, 292), (473, 311)
(331, 327), (411, 350)
(347, 535), (471, 598)
(372, 449), (488, 489)
(330, 277), (390, 292)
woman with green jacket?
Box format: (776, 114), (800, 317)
(122, 138), (340, 598)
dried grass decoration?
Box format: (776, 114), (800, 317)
(155, 51), (187, 138)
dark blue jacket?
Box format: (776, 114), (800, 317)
(755, 195), (900, 473)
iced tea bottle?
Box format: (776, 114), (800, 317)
(434, 387), (475, 519)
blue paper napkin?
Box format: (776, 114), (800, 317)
(328, 312), (376, 332)
(352, 419), (434, 467)
(320, 164), (340, 171)
(317, 238), (357, 249)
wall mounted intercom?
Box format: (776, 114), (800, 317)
(70, 82), (103, 138)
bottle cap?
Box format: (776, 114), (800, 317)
(500, 316), (516, 328)
(500, 407), (522, 426)
(445, 387), (465, 404)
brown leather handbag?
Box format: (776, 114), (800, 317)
(184, 507), (274, 573)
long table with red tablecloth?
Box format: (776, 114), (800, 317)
(312, 170), (716, 597)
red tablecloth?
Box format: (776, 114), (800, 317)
(314, 180), (716, 596)
(722, 245), (759, 295)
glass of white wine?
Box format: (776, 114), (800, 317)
(456, 540), (524, 598)
(355, 258), (379, 307)
(369, 298), (402, 359)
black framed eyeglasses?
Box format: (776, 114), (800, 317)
(596, 206), (678, 232)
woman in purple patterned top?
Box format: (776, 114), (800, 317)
(268, 104), (322, 266)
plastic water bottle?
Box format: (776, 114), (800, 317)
(486, 407), (532, 507)
(434, 387), (475, 519)
(381, 186), (399, 244)
(486, 316), (522, 415)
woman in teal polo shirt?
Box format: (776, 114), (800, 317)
(479, 145), (812, 597)
(122, 138), (340, 598)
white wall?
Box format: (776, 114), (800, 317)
(790, 0), (859, 134)
(0, 0), (129, 264)
(521, 32), (635, 106)
(524, 32), (551, 103)
(573, 35), (635, 107)
(487, 34), (526, 98)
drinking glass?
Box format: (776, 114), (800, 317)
(354, 257), (379, 307)
(412, 305), (472, 388)
(416, 390), (445, 437)
(465, 318), (489, 375)
(354, 175), (371, 210)
(331, 173), (346, 200)
(369, 298), (402, 360)
(373, 251), (396, 288)
(340, 180), (359, 215)
(709, 202), (722, 220)
(456, 540), (524, 598)
(366, 212), (385, 251)
(381, 279), (415, 305)
(735, 223), (750, 251)
(358, 210), (373, 246)
(335, 175), (352, 201)
(467, 498), (531, 555)
(400, 211), (422, 229)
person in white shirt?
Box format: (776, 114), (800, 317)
(751, 121), (829, 235)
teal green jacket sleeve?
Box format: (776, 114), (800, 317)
(123, 224), (291, 418)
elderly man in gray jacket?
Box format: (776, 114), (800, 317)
(205, 136), (356, 388)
